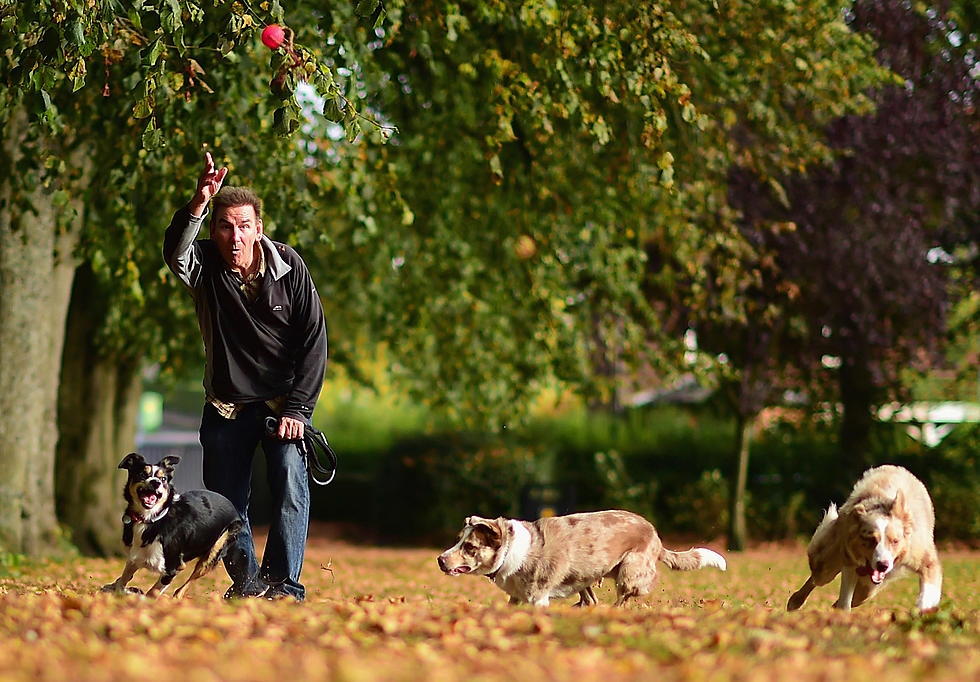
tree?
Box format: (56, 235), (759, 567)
(302, 0), (885, 425)
(2, 0), (884, 555)
(0, 0), (379, 554)
(730, 0), (980, 481)
(641, 0), (889, 548)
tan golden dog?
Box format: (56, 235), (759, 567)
(438, 509), (726, 607)
(787, 465), (942, 612)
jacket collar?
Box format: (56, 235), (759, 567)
(260, 236), (293, 281)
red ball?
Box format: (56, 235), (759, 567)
(261, 24), (286, 49)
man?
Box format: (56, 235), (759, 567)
(163, 152), (327, 601)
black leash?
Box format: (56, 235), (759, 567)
(265, 416), (338, 486)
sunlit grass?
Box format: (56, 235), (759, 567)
(1, 527), (978, 681)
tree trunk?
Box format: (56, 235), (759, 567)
(838, 355), (876, 481)
(56, 265), (142, 556)
(728, 413), (752, 551)
(0, 112), (81, 555)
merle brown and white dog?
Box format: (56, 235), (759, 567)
(787, 464), (943, 612)
(438, 510), (727, 607)
(101, 453), (243, 599)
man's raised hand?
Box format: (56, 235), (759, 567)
(189, 151), (228, 217)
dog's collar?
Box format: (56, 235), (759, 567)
(487, 520), (532, 583)
(123, 507), (169, 524)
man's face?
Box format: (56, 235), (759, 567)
(211, 204), (263, 273)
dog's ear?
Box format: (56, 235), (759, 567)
(118, 452), (145, 470)
(892, 489), (910, 523)
(466, 516), (502, 538)
(159, 455), (181, 474)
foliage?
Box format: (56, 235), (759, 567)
(2, 531), (980, 682)
(1, 0), (890, 428)
(304, 397), (980, 544)
(592, 450), (658, 521)
(725, 0), (980, 457)
(916, 424), (980, 541)
(294, 0), (888, 425)
(370, 432), (542, 541)
(0, 0), (374, 144)
(664, 468), (730, 538)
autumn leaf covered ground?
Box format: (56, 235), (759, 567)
(1, 523), (978, 682)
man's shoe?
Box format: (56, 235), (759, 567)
(263, 585), (304, 602)
(224, 578), (268, 599)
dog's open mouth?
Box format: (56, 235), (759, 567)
(856, 563), (888, 585)
(449, 566), (472, 575)
(140, 492), (161, 509)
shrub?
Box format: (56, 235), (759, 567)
(306, 397), (980, 546)
(663, 468), (729, 539)
(370, 432), (542, 543)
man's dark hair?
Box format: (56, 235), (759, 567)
(211, 186), (263, 222)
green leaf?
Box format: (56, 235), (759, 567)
(132, 97), (153, 119)
(66, 20), (85, 47)
(142, 37), (165, 66)
(344, 118), (361, 142)
(161, 8), (181, 34)
(141, 119), (166, 150)
(354, 0), (380, 17)
(32, 89), (52, 116)
(273, 105), (300, 136)
(322, 96), (344, 122)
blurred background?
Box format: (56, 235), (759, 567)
(2, 0), (979, 558)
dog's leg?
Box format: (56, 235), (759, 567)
(528, 591), (551, 607)
(172, 557), (211, 599)
(614, 551), (657, 607)
(101, 562), (140, 594)
(575, 586), (598, 607)
(146, 572), (177, 599)
(916, 554), (943, 611)
(834, 566), (858, 610)
(787, 576), (815, 611)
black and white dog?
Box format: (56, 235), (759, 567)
(101, 453), (243, 598)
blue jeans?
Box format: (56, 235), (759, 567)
(200, 402), (310, 600)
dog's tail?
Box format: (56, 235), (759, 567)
(808, 503), (838, 553)
(660, 547), (727, 572)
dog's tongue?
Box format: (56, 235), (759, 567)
(141, 493), (159, 508)
(857, 563), (886, 584)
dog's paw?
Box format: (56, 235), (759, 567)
(100, 584), (144, 596)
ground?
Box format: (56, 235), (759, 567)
(1, 523), (978, 681)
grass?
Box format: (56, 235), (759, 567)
(1, 526), (978, 681)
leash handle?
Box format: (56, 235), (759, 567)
(264, 416), (283, 437)
(264, 416), (337, 486)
